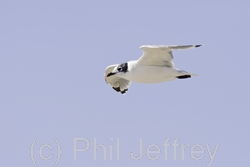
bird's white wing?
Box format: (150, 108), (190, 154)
(104, 64), (131, 94)
(138, 45), (201, 67)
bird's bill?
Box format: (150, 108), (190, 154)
(107, 72), (116, 77)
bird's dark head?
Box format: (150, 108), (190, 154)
(107, 62), (128, 77)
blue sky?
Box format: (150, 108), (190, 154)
(0, 0), (249, 166)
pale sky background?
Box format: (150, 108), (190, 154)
(0, 0), (249, 167)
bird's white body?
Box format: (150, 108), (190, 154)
(121, 60), (182, 83)
(104, 45), (201, 94)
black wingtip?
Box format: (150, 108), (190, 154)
(177, 75), (191, 79)
(112, 87), (121, 92)
(120, 89), (128, 94)
(195, 45), (202, 47)
(112, 87), (128, 94)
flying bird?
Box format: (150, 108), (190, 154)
(104, 45), (201, 94)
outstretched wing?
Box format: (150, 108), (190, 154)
(138, 45), (201, 67)
(104, 64), (131, 94)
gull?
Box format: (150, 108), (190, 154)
(104, 45), (201, 94)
